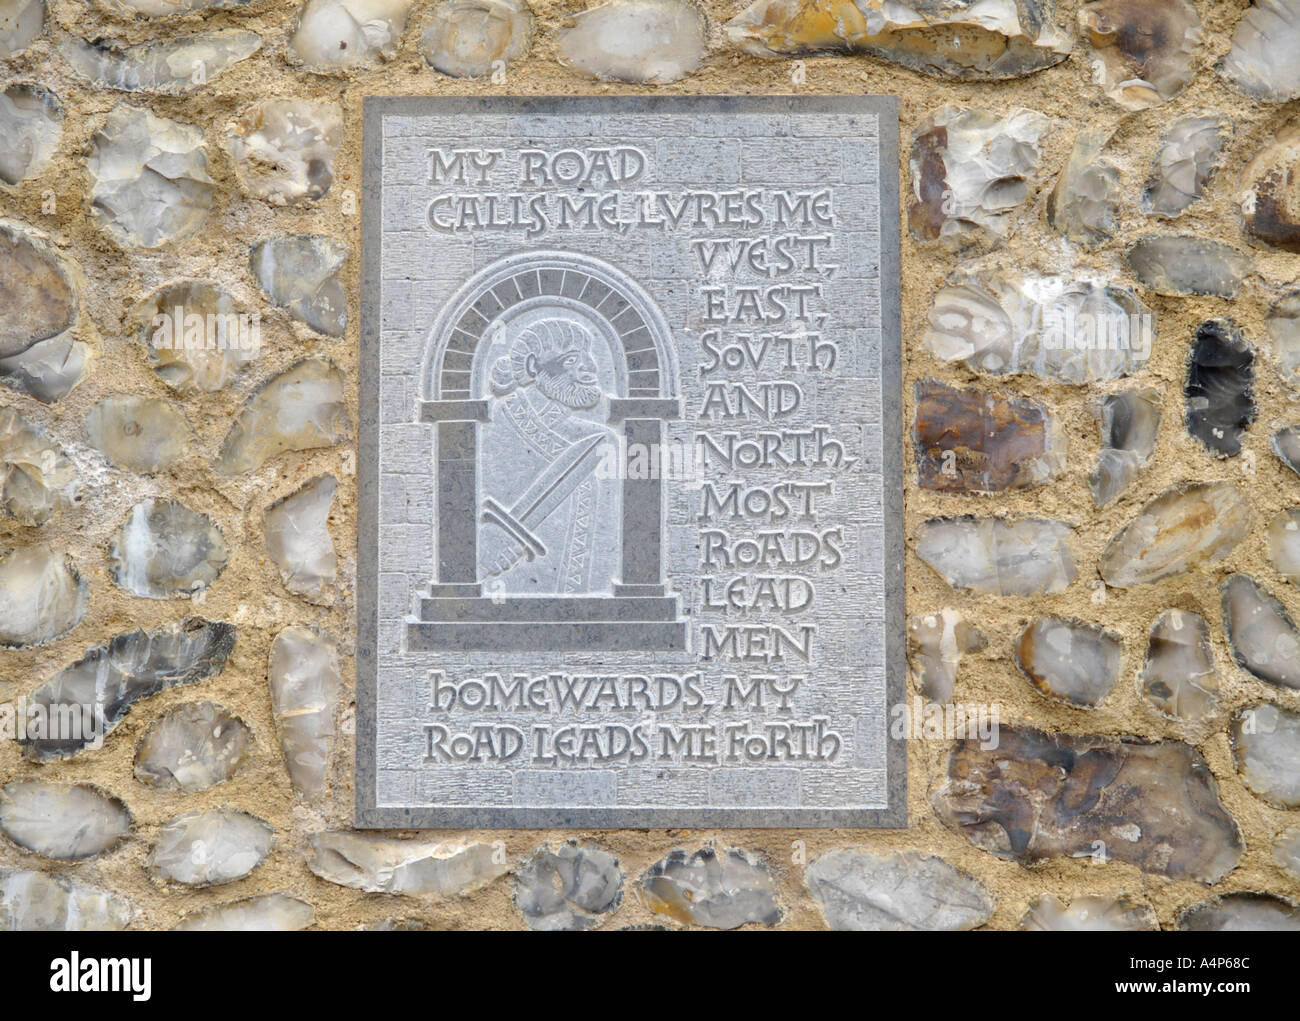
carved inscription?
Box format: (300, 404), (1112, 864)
(360, 97), (902, 827)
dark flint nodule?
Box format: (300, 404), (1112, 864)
(1185, 318), (1254, 457)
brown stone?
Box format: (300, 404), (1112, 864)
(934, 725), (1242, 882)
(913, 379), (1062, 493)
(1242, 118), (1300, 253)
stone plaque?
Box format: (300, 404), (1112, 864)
(358, 96), (903, 827)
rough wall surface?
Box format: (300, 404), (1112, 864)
(1, 0), (1298, 930)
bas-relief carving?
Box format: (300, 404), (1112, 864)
(358, 97), (903, 828)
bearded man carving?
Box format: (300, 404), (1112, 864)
(477, 315), (619, 595)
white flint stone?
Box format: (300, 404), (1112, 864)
(308, 832), (508, 894)
(1274, 826), (1300, 880)
(1101, 483), (1252, 587)
(250, 236), (348, 336)
(60, 31), (261, 95)
(0, 334), (89, 403)
(173, 893), (312, 931)
(1021, 894), (1157, 931)
(215, 359), (348, 475)
(0, 218), (77, 360)
(1140, 609), (1220, 725)
(109, 499), (228, 600)
(0, 408), (78, 524)
(88, 105), (215, 249)
(264, 475), (338, 605)
(807, 850), (993, 931)
(0, 84), (61, 186)
(84, 396), (190, 474)
(269, 626), (341, 799)
(915, 517), (1075, 597)
(290, 0), (414, 70)
(515, 842), (623, 930)
(907, 608), (986, 703)
(1222, 0), (1300, 102)
(1232, 702), (1300, 808)
(1265, 292), (1300, 394)
(0, 544), (87, 648)
(910, 106), (1051, 242)
(420, 0), (533, 77)
(0, 871), (132, 931)
(1143, 115), (1230, 218)
(0, 0), (43, 58)
(226, 100), (343, 206)
(923, 271), (1154, 383)
(133, 280), (260, 394)
(0, 781), (131, 860)
(641, 847), (781, 929)
(150, 809), (273, 886)
(557, 0), (706, 83)
(135, 701), (252, 793)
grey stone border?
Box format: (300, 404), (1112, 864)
(356, 95), (905, 829)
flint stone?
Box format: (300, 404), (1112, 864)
(420, 0), (533, 76)
(1140, 609), (1219, 724)
(1099, 482), (1251, 587)
(806, 849), (993, 931)
(0, 409), (78, 524)
(249, 236), (347, 336)
(933, 725), (1242, 883)
(1231, 702), (1300, 808)
(0, 544), (87, 648)
(308, 832), (508, 895)
(1078, 0), (1201, 109)
(60, 30), (261, 95)
(0, 781), (131, 860)
(173, 893), (312, 931)
(268, 626), (340, 799)
(1221, 0), (1300, 102)
(1126, 236), (1250, 297)
(557, 0), (707, 84)
(1274, 826), (1300, 880)
(1178, 893), (1300, 931)
(0, 871), (132, 932)
(150, 809), (273, 886)
(134, 701), (251, 793)
(725, 0), (1072, 79)
(133, 280), (259, 394)
(907, 608), (986, 703)
(109, 499), (228, 599)
(641, 848), (781, 929)
(1015, 616), (1122, 708)
(1090, 387), (1160, 505)
(909, 106), (1050, 242)
(1221, 574), (1300, 691)
(21, 617), (237, 760)
(1020, 894), (1157, 931)
(515, 842), (623, 930)
(1184, 319), (1254, 458)
(915, 517), (1075, 596)
(913, 379), (1062, 493)
(1143, 115), (1230, 217)
(0, 219), (76, 359)
(264, 475), (338, 605)
(84, 396), (190, 474)
(0, 84), (62, 186)
(215, 359), (348, 475)
(88, 105), (215, 249)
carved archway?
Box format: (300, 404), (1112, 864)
(411, 250), (686, 652)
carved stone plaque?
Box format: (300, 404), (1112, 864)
(358, 96), (903, 827)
